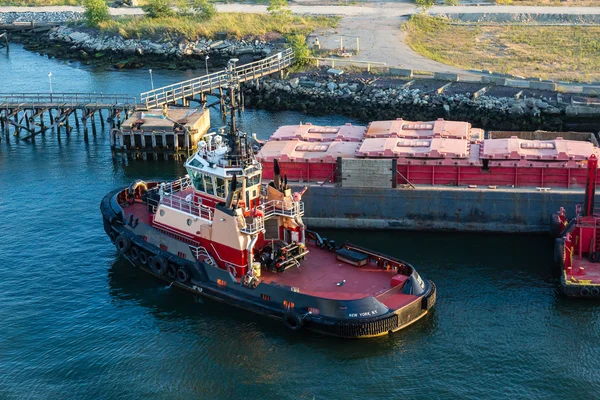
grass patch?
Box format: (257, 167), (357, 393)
(495, 0), (600, 5)
(403, 14), (600, 83)
(0, 0), (82, 4)
(98, 13), (339, 40)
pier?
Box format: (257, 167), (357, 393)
(140, 48), (294, 109)
(0, 48), (294, 157)
(0, 93), (139, 142)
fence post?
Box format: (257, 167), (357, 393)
(356, 38), (360, 54)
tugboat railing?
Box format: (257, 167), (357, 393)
(260, 200), (304, 219)
(163, 176), (193, 195)
(238, 200), (303, 235)
(156, 193), (214, 221)
(240, 217), (265, 235)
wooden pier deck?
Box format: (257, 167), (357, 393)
(0, 93), (140, 142)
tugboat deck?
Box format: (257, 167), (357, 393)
(260, 244), (418, 308)
(567, 259), (600, 285)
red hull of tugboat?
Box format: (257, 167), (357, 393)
(555, 155), (600, 298)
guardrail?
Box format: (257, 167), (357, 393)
(140, 48), (294, 109)
(305, 57), (386, 72)
(0, 93), (139, 106)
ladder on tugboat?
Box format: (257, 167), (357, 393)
(191, 245), (217, 267)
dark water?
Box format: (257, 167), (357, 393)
(1, 45), (600, 399)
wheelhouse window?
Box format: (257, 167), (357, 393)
(203, 174), (215, 196)
(215, 177), (226, 198)
(189, 170), (204, 192)
(247, 173), (261, 187)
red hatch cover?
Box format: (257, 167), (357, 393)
(356, 137), (470, 159)
(365, 118), (473, 140)
(481, 137), (594, 161)
(257, 140), (360, 163)
(270, 123), (366, 142)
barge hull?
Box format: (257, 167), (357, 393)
(301, 185), (584, 234)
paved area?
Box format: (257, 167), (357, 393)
(2, 2), (600, 77)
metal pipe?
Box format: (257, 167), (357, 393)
(584, 154), (598, 216)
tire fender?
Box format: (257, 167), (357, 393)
(150, 256), (167, 275)
(115, 235), (131, 254)
(283, 312), (303, 331)
(176, 267), (190, 283)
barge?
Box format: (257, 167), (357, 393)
(256, 119), (600, 233)
(554, 155), (600, 298)
(100, 127), (436, 338)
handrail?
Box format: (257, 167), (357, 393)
(0, 92), (139, 105)
(140, 48), (294, 108)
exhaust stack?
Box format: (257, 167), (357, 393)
(274, 159), (281, 191)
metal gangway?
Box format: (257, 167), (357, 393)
(140, 48), (294, 109)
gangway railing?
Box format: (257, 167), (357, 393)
(140, 48), (294, 109)
(0, 92), (139, 106)
(238, 200), (304, 235)
(261, 200), (304, 219)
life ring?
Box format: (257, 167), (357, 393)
(115, 235), (131, 254)
(129, 246), (140, 261)
(150, 256), (167, 275)
(580, 287), (590, 296)
(139, 251), (148, 265)
(166, 264), (177, 279)
(283, 312), (303, 331)
(176, 267), (190, 283)
(592, 287), (600, 296)
(590, 252), (600, 263)
(227, 264), (237, 278)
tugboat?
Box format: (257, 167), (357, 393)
(554, 155), (600, 298)
(100, 126), (436, 338)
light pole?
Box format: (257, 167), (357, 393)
(48, 72), (53, 100)
(148, 69), (154, 89)
(205, 55), (209, 76)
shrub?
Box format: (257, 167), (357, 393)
(143, 0), (175, 18)
(415, 0), (435, 9)
(287, 34), (310, 65)
(267, 0), (291, 20)
(194, 0), (217, 20)
(83, 0), (110, 27)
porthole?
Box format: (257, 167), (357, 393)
(187, 218), (193, 226)
(159, 209), (165, 217)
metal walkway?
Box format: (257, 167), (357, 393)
(140, 48), (294, 109)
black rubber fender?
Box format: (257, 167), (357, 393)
(592, 287), (600, 297)
(580, 287), (591, 296)
(139, 251), (149, 265)
(176, 267), (190, 283)
(554, 238), (565, 268)
(590, 252), (600, 263)
(150, 256), (167, 275)
(166, 264), (177, 279)
(129, 246), (140, 261)
(283, 311), (303, 331)
(115, 235), (131, 254)
(108, 231), (117, 244)
(550, 213), (561, 238)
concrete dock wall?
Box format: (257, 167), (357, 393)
(300, 185), (583, 233)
